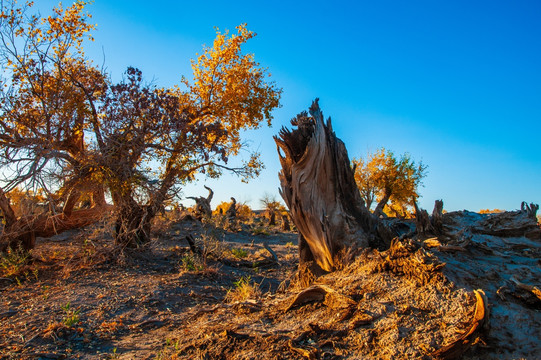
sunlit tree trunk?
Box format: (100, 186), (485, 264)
(373, 189), (391, 217)
(275, 99), (385, 273)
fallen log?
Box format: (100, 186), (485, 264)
(0, 187), (109, 251)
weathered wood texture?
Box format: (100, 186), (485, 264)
(187, 186), (214, 220)
(226, 197), (237, 220)
(431, 199), (444, 234)
(413, 199), (432, 237)
(1, 188), (109, 251)
(274, 99), (379, 272)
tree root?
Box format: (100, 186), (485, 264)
(431, 289), (489, 359)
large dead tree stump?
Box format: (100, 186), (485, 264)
(274, 99), (385, 272)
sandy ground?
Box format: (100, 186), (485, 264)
(1, 211), (540, 359)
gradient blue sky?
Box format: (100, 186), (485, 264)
(38, 0), (541, 211)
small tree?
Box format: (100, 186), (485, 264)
(260, 193), (286, 226)
(101, 25), (281, 247)
(352, 148), (427, 217)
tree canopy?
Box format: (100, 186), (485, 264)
(352, 148), (427, 218)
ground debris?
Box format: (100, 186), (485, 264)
(431, 289), (489, 359)
(2, 210), (540, 359)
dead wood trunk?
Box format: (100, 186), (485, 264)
(413, 199), (432, 237)
(0, 188), (109, 252)
(521, 201), (539, 220)
(281, 214), (291, 231)
(431, 199), (444, 234)
(114, 203), (153, 248)
(187, 186), (214, 220)
(226, 197), (237, 220)
(268, 211), (276, 226)
(274, 99), (385, 272)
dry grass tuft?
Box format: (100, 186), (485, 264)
(225, 275), (262, 303)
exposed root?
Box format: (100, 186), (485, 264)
(284, 284), (356, 312)
(431, 289), (489, 359)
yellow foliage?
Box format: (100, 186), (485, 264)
(213, 201), (232, 216)
(236, 203), (253, 221)
(184, 24), (281, 158)
(479, 209), (505, 214)
(352, 148), (427, 215)
(0, 0), (281, 240)
(213, 201), (253, 222)
(6, 187), (47, 217)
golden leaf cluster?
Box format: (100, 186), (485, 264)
(352, 148), (427, 217)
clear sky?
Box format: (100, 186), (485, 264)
(37, 0), (541, 212)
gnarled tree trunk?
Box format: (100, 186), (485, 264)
(274, 99), (386, 273)
(0, 187), (109, 252)
(187, 186), (214, 220)
(373, 189), (391, 218)
(113, 201), (153, 248)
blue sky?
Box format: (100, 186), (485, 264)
(38, 0), (541, 211)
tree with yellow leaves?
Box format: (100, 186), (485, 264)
(0, 0), (281, 249)
(352, 148), (427, 218)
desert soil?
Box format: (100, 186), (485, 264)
(1, 211), (540, 359)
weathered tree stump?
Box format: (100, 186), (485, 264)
(281, 214), (291, 232)
(274, 99), (384, 272)
(431, 199), (444, 235)
(226, 197), (237, 220)
(268, 211), (276, 226)
(413, 199), (432, 237)
(521, 201), (539, 220)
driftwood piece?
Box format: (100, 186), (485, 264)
(509, 277), (541, 308)
(431, 289), (489, 359)
(262, 242), (278, 263)
(274, 99), (382, 272)
(510, 277), (541, 301)
(186, 186), (213, 220)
